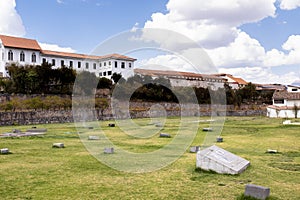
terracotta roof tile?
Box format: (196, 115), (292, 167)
(0, 35), (41, 51)
(0, 35), (136, 61)
(42, 50), (136, 61)
(273, 90), (300, 100)
(41, 50), (99, 59)
(134, 69), (225, 81)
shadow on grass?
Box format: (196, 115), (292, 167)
(236, 193), (279, 200)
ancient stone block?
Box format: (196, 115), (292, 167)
(244, 184), (270, 200)
(159, 133), (171, 138)
(104, 147), (114, 154)
(52, 143), (64, 148)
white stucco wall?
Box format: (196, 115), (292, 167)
(267, 107), (300, 118)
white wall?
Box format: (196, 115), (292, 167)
(286, 100), (300, 107)
(0, 47), (41, 77)
(287, 86), (300, 93)
(267, 107), (300, 118)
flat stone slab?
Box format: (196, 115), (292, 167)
(202, 127), (213, 132)
(190, 146), (200, 153)
(0, 132), (45, 138)
(266, 149), (278, 154)
(104, 147), (114, 154)
(216, 137), (223, 142)
(52, 143), (65, 148)
(196, 145), (250, 175)
(26, 129), (47, 133)
(108, 123), (115, 127)
(88, 136), (100, 140)
(159, 133), (171, 138)
(244, 184), (270, 200)
(0, 148), (10, 154)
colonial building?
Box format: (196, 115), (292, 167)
(0, 34), (136, 79)
(214, 73), (248, 89)
(134, 68), (226, 90)
(267, 85), (300, 118)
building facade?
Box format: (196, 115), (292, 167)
(134, 69), (226, 90)
(0, 35), (136, 79)
(267, 85), (300, 118)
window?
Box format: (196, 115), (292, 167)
(114, 61), (118, 68)
(109, 61), (111, 65)
(104, 62), (106, 67)
(121, 62), (125, 69)
(108, 71), (112, 76)
(86, 62), (89, 69)
(61, 60), (65, 67)
(32, 53), (36, 63)
(20, 51), (25, 62)
(42, 58), (46, 64)
(78, 61), (81, 68)
(69, 61), (73, 68)
(292, 88), (298, 92)
(8, 50), (13, 61)
(100, 63), (102, 67)
(274, 99), (284, 104)
(93, 63), (96, 69)
(129, 63), (132, 68)
(3, 52), (5, 61)
(99, 72), (102, 76)
(52, 59), (56, 66)
(103, 72), (107, 76)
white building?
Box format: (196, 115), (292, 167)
(267, 85), (300, 118)
(0, 34), (136, 79)
(134, 69), (226, 90)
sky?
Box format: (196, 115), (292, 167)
(0, 0), (300, 85)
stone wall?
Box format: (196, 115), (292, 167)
(0, 102), (267, 126)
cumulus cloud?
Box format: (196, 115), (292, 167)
(144, 0), (276, 49)
(207, 31), (265, 67)
(39, 42), (76, 53)
(0, 0), (26, 36)
(219, 67), (299, 85)
(279, 0), (300, 10)
(263, 35), (300, 66)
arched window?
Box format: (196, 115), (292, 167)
(8, 50), (13, 61)
(20, 51), (25, 62)
(32, 53), (36, 63)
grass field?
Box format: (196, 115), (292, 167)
(0, 116), (299, 200)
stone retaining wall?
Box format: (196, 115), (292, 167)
(0, 102), (267, 126)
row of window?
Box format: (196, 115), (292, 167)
(6, 50), (133, 70)
(8, 50), (37, 63)
(99, 71), (112, 77)
(44, 58), (132, 69)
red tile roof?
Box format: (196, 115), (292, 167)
(214, 73), (248, 85)
(273, 90), (300, 100)
(0, 35), (136, 61)
(42, 50), (136, 61)
(41, 50), (99, 60)
(134, 69), (225, 81)
(0, 35), (41, 51)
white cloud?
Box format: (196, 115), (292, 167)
(219, 67), (298, 85)
(207, 31), (265, 67)
(57, 0), (64, 4)
(39, 42), (76, 53)
(144, 0), (276, 49)
(0, 0), (26, 36)
(279, 0), (300, 10)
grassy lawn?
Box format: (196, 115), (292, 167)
(0, 116), (299, 199)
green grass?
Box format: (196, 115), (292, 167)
(0, 117), (299, 199)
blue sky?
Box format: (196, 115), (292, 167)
(0, 0), (300, 85)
